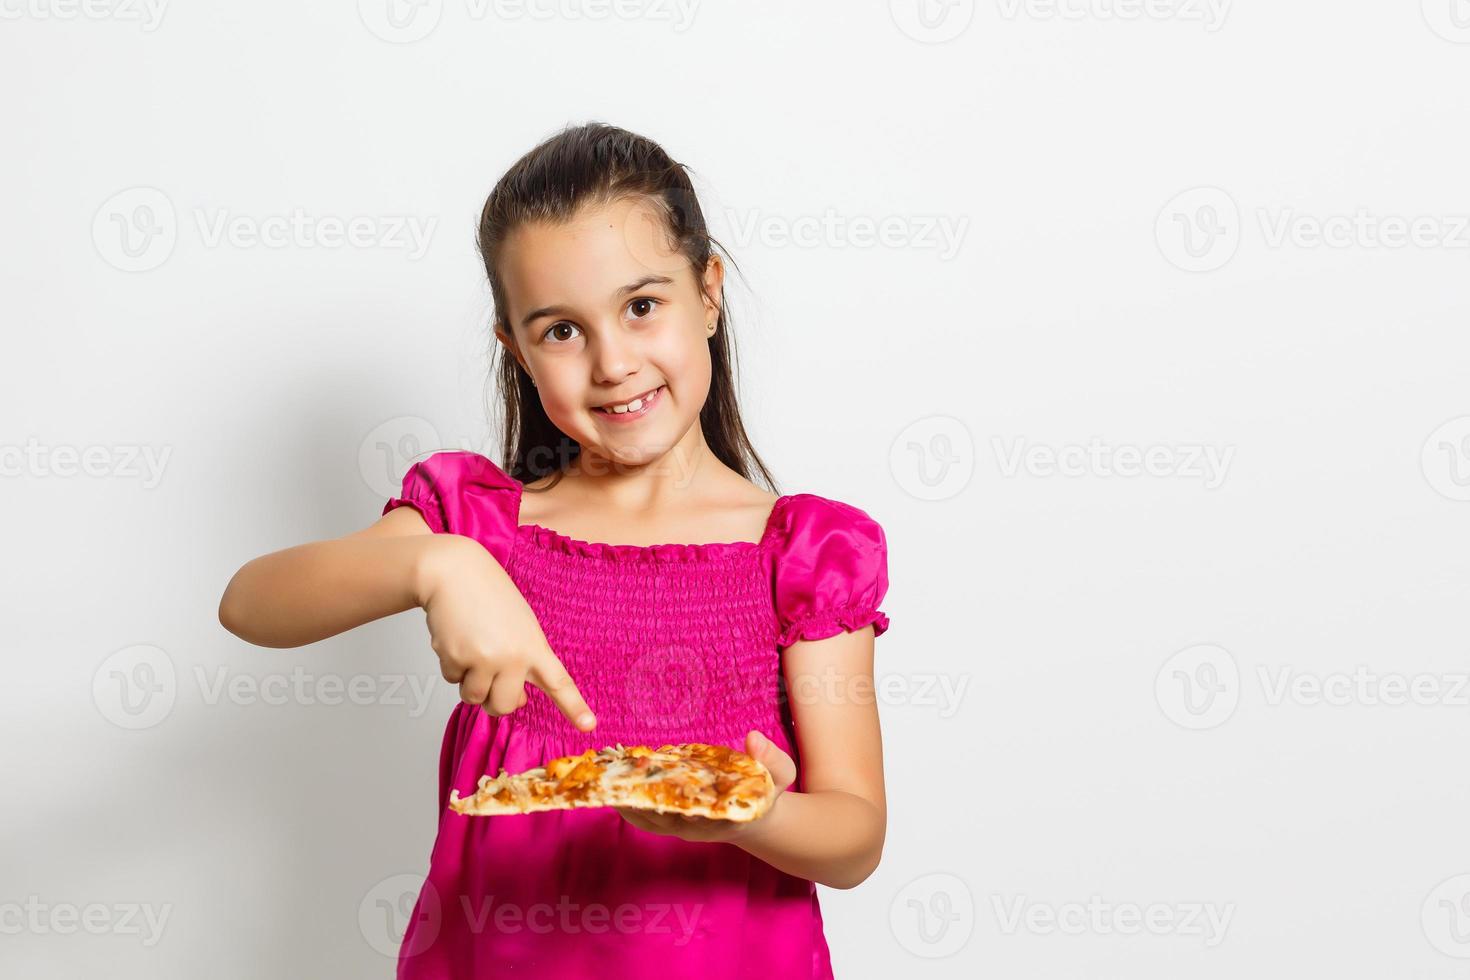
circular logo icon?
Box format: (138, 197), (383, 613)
(616, 187), (699, 280)
(1155, 186), (1240, 272)
(1155, 643), (1239, 730)
(624, 645), (709, 731)
(92, 644), (177, 730)
(889, 0), (975, 43)
(890, 415), (974, 502)
(358, 0), (443, 43)
(1422, 874), (1470, 957)
(93, 187), (177, 272)
(359, 417), (443, 499)
(359, 873), (441, 957)
(889, 872), (975, 958)
(1421, 416), (1470, 502)
(1422, 0), (1470, 43)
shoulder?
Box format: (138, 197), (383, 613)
(768, 492), (888, 554)
(395, 450), (521, 496)
(381, 451), (523, 549)
(768, 492), (891, 647)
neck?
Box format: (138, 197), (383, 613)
(568, 424), (716, 508)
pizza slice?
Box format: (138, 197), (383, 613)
(447, 742), (777, 822)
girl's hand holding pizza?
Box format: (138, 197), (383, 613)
(418, 536), (597, 731)
(615, 731), (797, 843)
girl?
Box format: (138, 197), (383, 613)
(219, 122), (892, 979)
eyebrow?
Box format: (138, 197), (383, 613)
(519, 275), (676, 331)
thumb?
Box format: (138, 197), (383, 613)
(746, 731), (796, 792)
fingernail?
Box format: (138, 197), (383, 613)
(578, 713), (595, 729)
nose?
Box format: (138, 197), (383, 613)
(590, 321), (641, 385)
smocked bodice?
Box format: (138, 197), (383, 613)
(384, 450), (890, 755)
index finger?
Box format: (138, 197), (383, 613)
(527, 650), (597, 731)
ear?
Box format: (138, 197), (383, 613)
(701, 254), (725, 327)
(495, 324), (530, 375)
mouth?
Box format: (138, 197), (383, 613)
(592, 385), (665, 422)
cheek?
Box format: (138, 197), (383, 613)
(662, 333), (713, 396)
(534, 366), (582, 407)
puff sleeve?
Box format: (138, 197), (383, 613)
(769, 494), (892, 648)
(381, 450), (523, 567)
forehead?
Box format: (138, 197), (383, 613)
(499, 196), (688, 325)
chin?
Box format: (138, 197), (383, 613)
(605, 442), (663, 466)
(596, 433), (679, 467)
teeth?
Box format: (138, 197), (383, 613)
(602, 387), (658, 414)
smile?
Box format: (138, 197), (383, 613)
(592, 385), (665, 421)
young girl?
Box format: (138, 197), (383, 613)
(219, 122), (892, 979)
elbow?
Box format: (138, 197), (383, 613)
(824, 842), (885, 891)
(823, 865), (877, 891)
(218, 590), (253, 642)
(218, 599), (293, 649)
(825, 803), (886, 890)
(218, 583), (243, 637)
(218, 567), (253, 639)
(218, 573), (283, 647)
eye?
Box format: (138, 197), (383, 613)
(543, 322), (582, 343)
(627, 297), (660, 319)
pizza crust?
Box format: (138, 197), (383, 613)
(448, 742), (777, 822)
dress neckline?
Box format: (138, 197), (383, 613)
(511, 483), (794, 563)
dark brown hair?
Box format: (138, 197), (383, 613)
(477, 121), (777, 494)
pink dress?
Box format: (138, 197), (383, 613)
(382, 450), (891, 979)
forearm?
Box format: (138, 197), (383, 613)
(734, 790), (885, 890)
(218, 533), (467, 648)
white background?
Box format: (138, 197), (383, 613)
(3, 1), (1469, 977)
